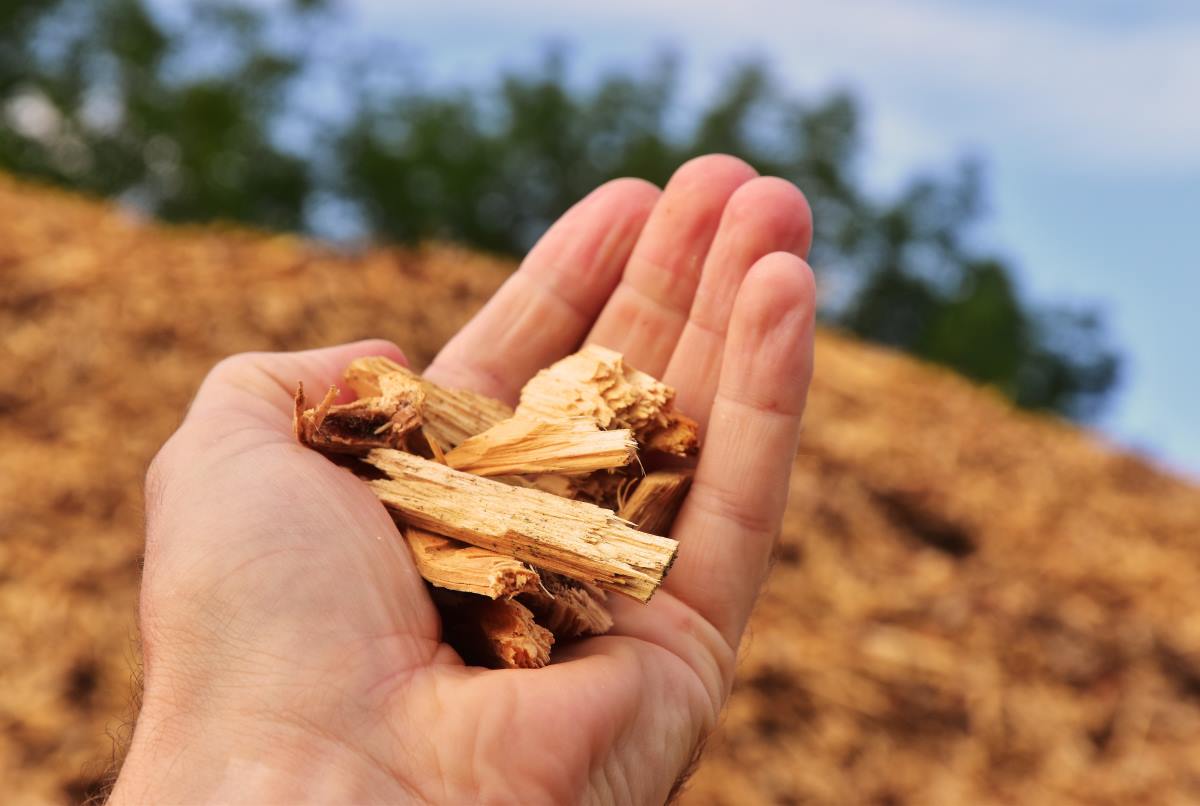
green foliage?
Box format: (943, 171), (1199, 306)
(0, 0), (309, 230)
(0, 0), (1120, 419)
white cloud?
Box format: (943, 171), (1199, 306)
(762, 0), (1200, 174)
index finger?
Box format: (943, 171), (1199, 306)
(424, 179), (659, 403)
(186, 339), (410, 431)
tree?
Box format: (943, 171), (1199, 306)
(0, 0), (311, 230)
(0, 0), (1120, 419)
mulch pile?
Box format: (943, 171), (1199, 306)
(3, 175), (1199, 804)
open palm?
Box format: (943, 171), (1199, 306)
(113, 155), (815, 805)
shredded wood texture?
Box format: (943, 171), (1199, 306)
(405, 527), (541, 599)
(522, 572), (614, 638)
(516, 344), (699, 456)
(434, 590), (553, 669)
(408, 527), (616, 638)
(475, 598), (553, 669)
(345, 355), (511, 451)
(618, 470), (694, 535)
(365, 448), (678, 603)
(498, 470), (632, 509)
(445, 417), (636, 476)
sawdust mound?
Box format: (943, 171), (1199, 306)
(2, 175), (1199, 805)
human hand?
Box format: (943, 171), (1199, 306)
(111, 154), (815, 804)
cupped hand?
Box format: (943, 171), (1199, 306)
(112, 155), (815, 805)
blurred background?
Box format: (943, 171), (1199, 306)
(5, 2), (1200, 804)
(3, 0), (1196, 474)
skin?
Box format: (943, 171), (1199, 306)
(110, 154), (816, 805)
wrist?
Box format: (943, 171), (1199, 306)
(111, 681), (410, 804)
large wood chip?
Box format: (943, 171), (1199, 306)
(516, 344), (699, 456)
(293, 373), (424, 453)
(345, 356), (512, 451)
(365, 449), (677, 602)
(445, 417), (636, 477)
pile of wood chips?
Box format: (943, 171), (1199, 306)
(293, 348), (697, 668)
(4, 174), (1200, 805)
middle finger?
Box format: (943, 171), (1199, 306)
(663, 176), (812, 433)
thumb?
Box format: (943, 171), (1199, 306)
(143, 339), (438, 671)
(185, 339), (410, 431)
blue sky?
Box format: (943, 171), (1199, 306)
(336, 0), (1199, 476)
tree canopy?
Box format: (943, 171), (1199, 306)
(0, 0), (1119, 419)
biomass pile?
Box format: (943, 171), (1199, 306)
(3, 174), (1200, 804)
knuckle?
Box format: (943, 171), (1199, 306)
(728, 175), (808, 215)
(142, 427), (188, 538)
(356, 339), (407, 364)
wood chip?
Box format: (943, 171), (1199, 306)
(494, 470), (633, 508)
(521, 572), (614, 638)
(444, 417), (636, 477)
(364, 448), (677, 602)
(293, 373), (424, 453)
(516, 344), (699, 456)
(433, 590), (553, 669)
(345, 356), (512, 451)
(618, 470), (694, 535)
(405, 527), (542, 599)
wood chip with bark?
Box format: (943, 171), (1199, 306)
(345, 356), (512, 452)
(293, 372), (424, 453)
(521, 572), (614, 638)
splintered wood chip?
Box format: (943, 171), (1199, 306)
(365, 448), (678, 603)
(405, 527), (541, 599)
(444, 417), (636, 477)
(618, 470), (694, 536)
(516, 344), (699, 457)
(344, 355), (512, 452)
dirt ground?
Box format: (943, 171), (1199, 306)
(3, 175), (1200, 804)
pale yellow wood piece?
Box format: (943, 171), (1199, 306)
(364, 449), (677, 602)
(617, 470), (694, 536)
(515, 344), (699, 456)
(344, 355), (512, 451)
(444, 417), (636, 477)
(405, 527), (541, 599)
